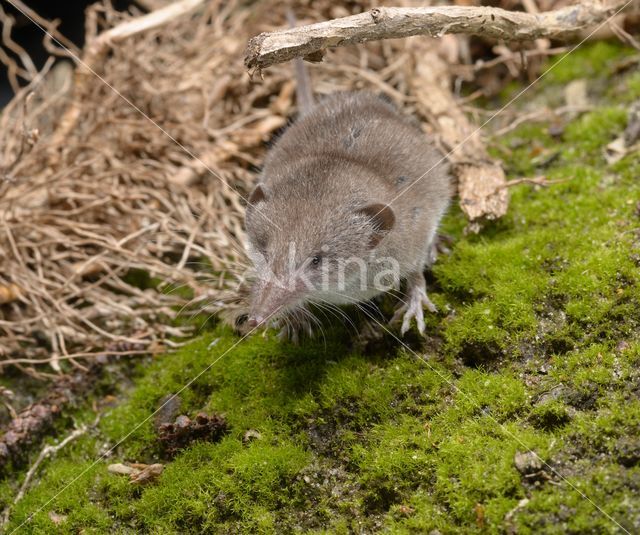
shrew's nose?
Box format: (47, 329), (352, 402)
(247, 316), (264, 329)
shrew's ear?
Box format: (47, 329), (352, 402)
(248, 184), (267, 205)
(357, 203), (395, 248)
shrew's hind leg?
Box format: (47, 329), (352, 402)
(390, 270), (437, 336)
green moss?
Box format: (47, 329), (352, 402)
(624, 70), (640, 102)
(6, 41), (640, 534)
(538, 41), (633, 86)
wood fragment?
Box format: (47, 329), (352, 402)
(245, 1), (630, 70)
(0, 343), (142, 473)
(409, 44), (508, 228)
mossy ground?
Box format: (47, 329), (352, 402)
(5, 43), (640, 534)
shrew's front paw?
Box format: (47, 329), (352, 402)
(390, 272), (437, 336)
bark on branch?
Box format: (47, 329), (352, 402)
(0, 363), (101, 474)
(245, 1), (629, 70)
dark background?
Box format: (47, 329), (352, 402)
(0, 0), (133, 107)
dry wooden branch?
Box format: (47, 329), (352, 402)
(245, 1), (629, 70)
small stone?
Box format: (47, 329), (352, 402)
(175, 415), (191, 429)
(514, 451), (543, 475)
(242, 429), (262, 445)
(615, 340), (630, 353)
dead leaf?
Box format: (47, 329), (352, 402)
(108, 461), (164, 485)
(130, 463), (164, 485)
(107, 463), (137, 476)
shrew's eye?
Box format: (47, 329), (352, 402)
(311, 255), (321, 266)
(254, 236), (268, 255)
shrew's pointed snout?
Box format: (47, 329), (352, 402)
(248, 277), (300, 330)
(246, 315), (264, 329)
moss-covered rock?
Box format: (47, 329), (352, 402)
(5, 42), (640, 534)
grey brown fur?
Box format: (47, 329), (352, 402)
(245, 91), (452, 335)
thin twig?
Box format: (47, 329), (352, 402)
(495, 175), (567, 193)
(492, 104), (594, 137)
(609, 20), (640, 50)
(0, 349), (150, 368)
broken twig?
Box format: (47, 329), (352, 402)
(495, 175), (567, 193)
